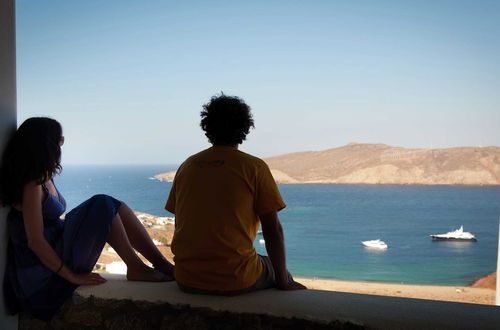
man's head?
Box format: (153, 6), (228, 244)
(200, 94), (255, 146)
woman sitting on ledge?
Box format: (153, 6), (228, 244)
(0, 117), (175, 320)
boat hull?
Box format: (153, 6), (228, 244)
(361, 242), (388, 249)
(362, 245), (387, 249)
(431, 236), (477, 242)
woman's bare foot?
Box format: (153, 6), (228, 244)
(153, 261), (175, 279)
(126, 264), (174, 282)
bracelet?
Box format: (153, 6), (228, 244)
(55, 260), (64, 274)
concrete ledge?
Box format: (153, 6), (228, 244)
(19, 274), (500, 330)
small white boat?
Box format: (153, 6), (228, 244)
(430, 226), (477, 241)
(362, 239), (388, 249)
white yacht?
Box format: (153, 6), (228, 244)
(361, 239), (388, 249)
(430, 226), (477, 241)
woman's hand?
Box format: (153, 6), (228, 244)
(68, 272), (107, 286)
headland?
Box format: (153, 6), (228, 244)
(154, 143), (500, 185)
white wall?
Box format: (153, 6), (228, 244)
(0, 0), (18, 328)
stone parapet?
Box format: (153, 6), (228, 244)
(18, 274), (500, 330)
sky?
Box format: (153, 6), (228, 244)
(16, 0), (500, 165)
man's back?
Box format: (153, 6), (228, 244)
(166, 146), (285, 291)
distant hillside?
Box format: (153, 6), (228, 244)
(155, 143), (500, 185)
(471, 272), (496, 290)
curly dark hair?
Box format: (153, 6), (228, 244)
(0, 117), (63, 206)
(200, 94), (255, 145)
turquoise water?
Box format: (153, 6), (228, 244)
(55, 165), (500, 286)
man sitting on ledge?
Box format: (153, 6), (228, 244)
(165, 94), (306, 295)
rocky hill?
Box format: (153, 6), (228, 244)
(471, 272), (496, 290)
(155, 143), (500, 185)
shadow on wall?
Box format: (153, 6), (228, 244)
(1, 0), (18, 328)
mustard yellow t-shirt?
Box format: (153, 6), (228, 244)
(165, 146), (285, 291)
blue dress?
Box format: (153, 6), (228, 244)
(3, 183), (121, 320)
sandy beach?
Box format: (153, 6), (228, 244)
(296, 277), (496, 305)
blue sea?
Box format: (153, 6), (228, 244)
(55, 165), (500, 286)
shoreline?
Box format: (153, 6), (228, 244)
(295, 276), (495, 305)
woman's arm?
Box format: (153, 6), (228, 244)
(22, 181), (106, 285)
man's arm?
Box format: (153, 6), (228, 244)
(260, 211), (306, 290)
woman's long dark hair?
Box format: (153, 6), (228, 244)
(0, 117), (63, 206)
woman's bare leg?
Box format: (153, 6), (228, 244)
(107, 213), (171, 281)
(117, 203), (174, 277)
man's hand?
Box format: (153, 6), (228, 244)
(68, 272), (107, 286)
(277, 273), (307, 290)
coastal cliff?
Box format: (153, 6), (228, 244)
(472, 272), (496, 290)
(155, 143), (500, 185)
